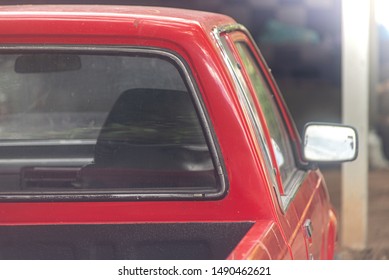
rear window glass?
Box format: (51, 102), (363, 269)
(0, 50), (220, 200)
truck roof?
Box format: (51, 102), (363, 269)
(0, 5), (236, 33)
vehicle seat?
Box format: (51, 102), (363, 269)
(78, 88), (216, 189)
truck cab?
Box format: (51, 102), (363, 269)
(0, 5), (357, 260)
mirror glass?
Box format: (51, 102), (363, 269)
(303, 124), (358, 162)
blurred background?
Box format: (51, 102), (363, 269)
(3, 0), (389, 259)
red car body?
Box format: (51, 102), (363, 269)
(0, 5), (350, 260)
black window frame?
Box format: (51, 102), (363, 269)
(0, 45), (227, 202)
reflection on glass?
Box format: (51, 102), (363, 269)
(304, 124), (358, 162)
(0, 52), (219, 194)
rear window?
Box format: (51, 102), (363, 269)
(0, 49), (222, 200)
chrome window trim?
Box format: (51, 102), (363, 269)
(0, 45), (227, 202)
(281, 170), (307, 208)
(212, 24), (304, 212)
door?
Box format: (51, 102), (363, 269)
(218, 27), (331, 259)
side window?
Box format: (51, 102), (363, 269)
(234, 41), (297, 187)
(0, 51), (221, 200)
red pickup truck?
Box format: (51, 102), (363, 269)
(0, 5), (357, 260)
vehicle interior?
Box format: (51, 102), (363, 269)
(0, 51), (219, 196)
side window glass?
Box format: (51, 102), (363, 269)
(234, 42), (297, 186)
(0, 52), (220, 199)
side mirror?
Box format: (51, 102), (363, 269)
(303, 123), (358, 163)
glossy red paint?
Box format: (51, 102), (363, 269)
(0, 6), (269, 223)
(0, 5), (338, 260)
(227, 221), (290, 260)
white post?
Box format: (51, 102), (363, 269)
(341, 0), (371, 250)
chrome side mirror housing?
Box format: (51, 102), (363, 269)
(303, 123), (358, 163)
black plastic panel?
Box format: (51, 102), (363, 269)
(0, 222), (253, 260)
